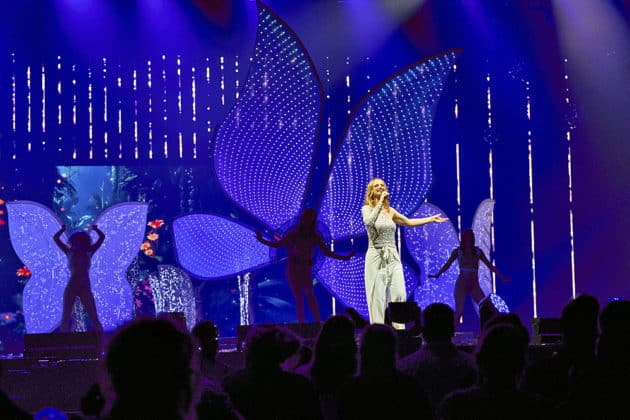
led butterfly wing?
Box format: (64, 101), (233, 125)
(405, 202), (460, 310)
(315, 50), (461, 311)
(6, 201), (70, 333)
(471, 199), (495, 297)
(173, 214), (272, 280)
(89, 202), (148, 331)
(213, 2), (323, 231)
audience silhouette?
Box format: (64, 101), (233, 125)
(398, 303), (477, 413)
(338, 323), (432, 419)
(222, 325), (321, 419)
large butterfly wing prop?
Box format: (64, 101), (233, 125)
(471, 199), (495, 296)
(172, 214), (272, 280)
(174, 3), (323, 280)
(213, 1), (323, 231)
(315, 50), (461, 312)
(89, 202), (148, 331)
(405, 202), (460, 310)
(6, 201), (69, 333)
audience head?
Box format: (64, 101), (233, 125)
(482, 312), (529, 343)
(597, 299), (630, 361)
(561, 294), (599, 346)
(192, 320), (220, 361)
(312, 315), (358, 379)
(245, 325), (300, 371)
(106, 318), (194, 413)
(476, 322), (529, 386)
(422, 303), (455, 342)
(360, 323), (397, 374)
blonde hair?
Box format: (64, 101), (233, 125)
(364, 178), (390, 209)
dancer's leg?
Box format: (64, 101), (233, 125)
(453, 276), (467, 328)
(59, 282), (79, 332)
(78, 285), (103, 332)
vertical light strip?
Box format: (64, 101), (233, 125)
(72, 64), (77, 159)
(57, 56), (62, 154)
(526, 80), (538, 318)
(563, 58), (577, 298)
(191, 66), (197, 159)
(11, 54), (17, 159)
(88, 68), (94, 160)
(454, 64), (462, 233)
(486, 72), (497, 291)
(133, 69), (139, 159)
(164, 55), (170, 159)
(220, 56), (225, 106)
(41, 64), (47, 153)
(206, 58), (212, 152)
(26, 66), (32, 152)
(102, 58), (108, 159)
(234, 56), (240, 99)
(117, 65), (123, 159)
(148, 59), (154, 160)
(177, 55), (182, 159)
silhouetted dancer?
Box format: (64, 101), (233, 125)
(53, 224), (104, 332)
(429, 229), (509, 328)
(256, 209), (355, 323)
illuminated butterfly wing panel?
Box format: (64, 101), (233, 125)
(6, 201), (69, 333)
(214, 3), (323, 231)
(472, 199), (495, 296)
(405, 202), (460, 310)
(90, 202), (148, 331)
(318, 50), (460, 241)
(173, 214), (272, 280)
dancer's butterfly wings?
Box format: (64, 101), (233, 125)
(405, 202), (460, 310)
(471, 199), (495, 297)
(404, 199), (496, 311)
(6, 201), (147, 333)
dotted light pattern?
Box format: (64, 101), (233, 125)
(6, 201), (148, 333)
(318, 50), (460, 241)
(151, 265), (197, 331)
(405, 202), (460, 310)
(213, 3), (322, 230)
(316, 252), (418, 320)
(173, 214), (272, 280)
